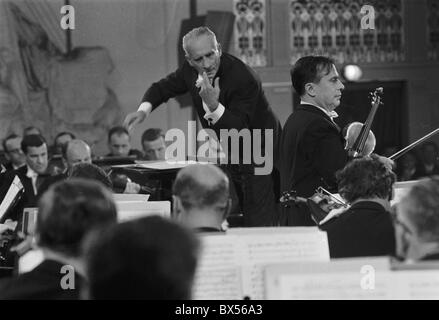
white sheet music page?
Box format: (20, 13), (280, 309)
(192, 235), (243, 300)
(238, 228), (330, 300)
(265, 257), (395, 300)
(192, 227), (330, 300)
(0, 175), (24, 221)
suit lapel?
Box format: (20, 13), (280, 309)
(298, 104), (341, 132)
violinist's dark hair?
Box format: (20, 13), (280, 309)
(291, 56), (335, 96)
(336, 155), (396, 203)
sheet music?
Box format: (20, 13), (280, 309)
(240, 230), (330, 299)
(131, 160), (210, 170)
(112, 193), (149, 202)
(392, 270), (439, 299)
(193, 228), (330, 300)
(116, 201), (171, 221)
(276, 272), (393, 299)
(0, 175), (23, 221)
(192, 235), (243, 300)
(265, 257), (439, 299)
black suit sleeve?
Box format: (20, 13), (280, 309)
(141, 64), (189, 109)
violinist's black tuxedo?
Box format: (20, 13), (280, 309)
(279, 104), (348, 226)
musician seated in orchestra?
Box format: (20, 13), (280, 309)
(394, 178), (439, 261)
(320, 155), (396, 258)
(41, 140), (140, 195)
(106, 126), (143, 159)
(172, 164), (231, 233)
(23, 126), (42, 136)
(0, 179), (117, 299)
(46, 131), (76, 175)
(381, 144), (399, 171)
(83, 216), (199, 299)
(396, 151), (423, 181)
(141, 128), (166, 161)
(39, 139), (95, 195)
(0, 134), (51, 221)
(418, 142), (439, 177)
(69, 163), (113, 190)
(2, 134), (26, 173)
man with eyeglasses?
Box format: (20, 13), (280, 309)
(395, 178), (439, 261)
(2, 134), (26, 173)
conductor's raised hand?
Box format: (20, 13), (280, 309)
(198, 72), (220, 112)
(123, 111), (146, 132)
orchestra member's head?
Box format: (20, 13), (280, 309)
(83, 216), (200, 299)
(183, 26), (221, 82)
(21, 134), (49, 175)
(63, 139), (92, 173)
(2, 134), (26, 169)
(69, 162), (113, 190)
(141, 128), (166, 161)
(172, 164), (231, 232)
(291, 56), (345, 112)
(36, 179), (117, 295)
(421, 141), (439, 168)
(395, 177), (439, 261)
(23, 126), (42, 136)
(107, 126), (132, 157)
(337, 155), (396, 204)
(54, 131), (76, 155)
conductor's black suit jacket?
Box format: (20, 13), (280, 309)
(279, 104), (348, 225)
(141, 52), (282, 168)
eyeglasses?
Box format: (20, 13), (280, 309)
(6, 148), (23, 154)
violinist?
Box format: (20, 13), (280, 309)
(319, 155), (396, 258)
(280, 56), (348, 226)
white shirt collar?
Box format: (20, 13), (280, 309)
(13, 163), (24, 170)
(300, 100), (338, 119)
(26, 166), (38, 179)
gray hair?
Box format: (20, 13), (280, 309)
(400, 177), (439, 242)
(182, 26), (218, 57)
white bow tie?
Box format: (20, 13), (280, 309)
(26, 167), (38, 179)
(328, 111), (339, 119)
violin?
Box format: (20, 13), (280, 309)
(344, 87), (383, 158)
(280, 187), (349, 225)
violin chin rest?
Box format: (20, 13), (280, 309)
(307, 199), (329, 225)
